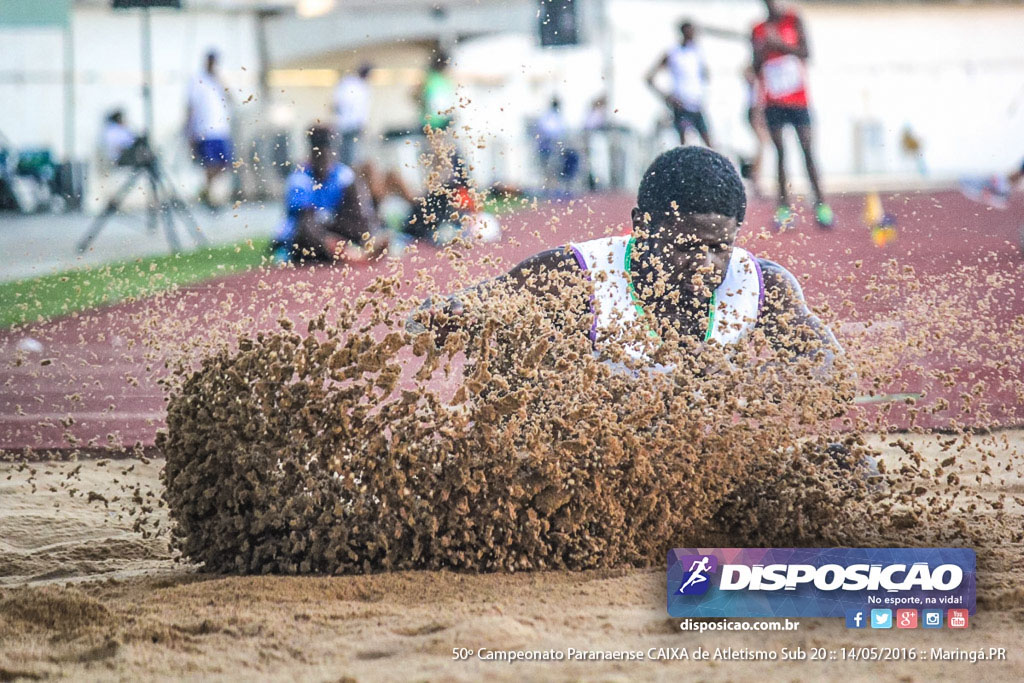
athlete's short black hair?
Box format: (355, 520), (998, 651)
(636, 146), (746, 224)
(307, 125), (334, 159)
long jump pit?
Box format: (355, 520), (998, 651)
(2, 191), (1023, 681)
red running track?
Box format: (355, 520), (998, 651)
(2, 190), (1022, 452)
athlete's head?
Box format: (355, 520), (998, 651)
(632, 146), (746, 296)
(431, 49), (450, 72)
(679, 20), (695, 43)
(205, 49), (219, 75)
(307, 125), (335, 179)
(763, 0), (782, 19)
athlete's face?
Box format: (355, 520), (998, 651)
(631, 207), (738, 302)
(310, 142), (332, 180)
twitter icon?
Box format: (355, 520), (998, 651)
(871, 609), (893, 629)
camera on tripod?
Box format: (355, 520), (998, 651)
(116, 135), (158, 170)
(77, 0), (205, 254)
(77, 135), (206, 253)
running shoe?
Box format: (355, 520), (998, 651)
(270, 244), (291, 266)
(773, 205), (794, 231)
(815, 202), (835, 228)
(960, 175), (1010, 210)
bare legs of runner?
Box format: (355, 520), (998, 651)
(748, 107), (771, 198)
(768, 125), (823, 205)
(795, 124), (824, 204)
(768, 123), (831, 228)
(768, 125), (790, 207)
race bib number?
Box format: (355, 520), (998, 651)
(762, 55), (804, 98)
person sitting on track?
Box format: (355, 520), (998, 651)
(272, 125), (382, 264)
(409, 146), (842, 379)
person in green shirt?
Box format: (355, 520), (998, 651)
(420, 49), (456, 131)
(405, 48), (473, 244)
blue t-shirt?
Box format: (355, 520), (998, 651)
(276, 163), (355, 243)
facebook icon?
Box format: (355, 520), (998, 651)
(845, 609), (867, 629)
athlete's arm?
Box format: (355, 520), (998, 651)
(329, 177), (377, 246)
(759, 17), (810, 60)
(644, 54), (679, 108)
(405, 248), (580, 340)
(751, 29), (765, 73)
(184, 88), (196, 142)
(756, 259), (841, 376)
(790, 16), (810, 60)
(221, 80), (235, 108)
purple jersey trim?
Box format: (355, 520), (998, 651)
(569, 244), (599, 343)
(753, 255), (765, 316)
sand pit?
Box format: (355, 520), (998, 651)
(2, 431), (1022, 681)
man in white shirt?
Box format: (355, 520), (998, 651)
(536, 97), (569, 188)
(186, 50), (233, 207)
(645, 21), (714, 147)
(101, 110), (136, 166)
(333, 63), (372, 167)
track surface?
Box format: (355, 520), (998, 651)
(2, 190), (1022, 452)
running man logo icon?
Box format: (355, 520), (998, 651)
(676, 554), (719, 596)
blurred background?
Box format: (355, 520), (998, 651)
(3, 0), (1024, 451)
(1, 0), (1022, 278)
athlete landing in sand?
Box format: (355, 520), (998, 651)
(410, 146), (842, 378)
(409, 146), (879, 480)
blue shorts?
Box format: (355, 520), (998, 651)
(192, 138), (233, 169)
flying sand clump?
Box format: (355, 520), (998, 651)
(159, 264), (946, 574)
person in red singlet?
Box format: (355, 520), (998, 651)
(752, 0), (833, 229)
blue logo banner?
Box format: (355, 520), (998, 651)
(667, 548), (976, 618)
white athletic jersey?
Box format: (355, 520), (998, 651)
(761, 54), (806, 100)
(187, 71), (232, 140)
(333, 75), (370, 133)
(666, 44), (707, 111)
(536, 108), (567, 143)
(568, 235), (764, 363)
(102, 121), (134, 163)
